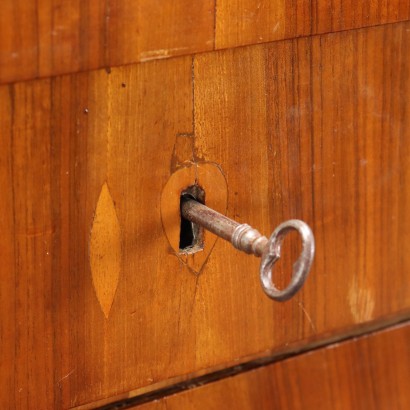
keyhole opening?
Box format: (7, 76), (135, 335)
(179, 185), (205, 254)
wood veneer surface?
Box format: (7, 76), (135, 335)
(1, 1), (410, 83)
(0, 22), (409, 408)
(135, 324), (410, 410)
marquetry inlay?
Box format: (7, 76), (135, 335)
(90, 182), (122, 318)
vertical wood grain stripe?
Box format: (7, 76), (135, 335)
(0, 22), (409, 408)
(0, 1), (410, 84)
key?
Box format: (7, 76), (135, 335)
(181, 197), (315, 302)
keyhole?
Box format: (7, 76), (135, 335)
(179, 185), (205, 254)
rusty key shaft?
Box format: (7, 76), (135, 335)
(181, 198), (268, 257)
(180, 196), (315, 302)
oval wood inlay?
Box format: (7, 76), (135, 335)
(90, 183), (122, 318)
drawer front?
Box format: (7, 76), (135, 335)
(1, 22), (410, 408)
(133, 324), (410, 410)
(1, 1), (410, 83)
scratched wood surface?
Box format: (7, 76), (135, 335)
(1, 22), (410, 409)
(135, 323), (410, 410)
(1, 1), (410, 84)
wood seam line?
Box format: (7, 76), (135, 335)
(71, 311), (410, 410)
(2, 18), (410, 88)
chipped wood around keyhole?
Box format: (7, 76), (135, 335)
(90, 183), (122, 318)
(161, 162), (228, 274)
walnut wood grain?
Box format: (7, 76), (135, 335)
(1, 1), (410, 84)
(135, 323), (410, 410)
(0, 22), (410, 408)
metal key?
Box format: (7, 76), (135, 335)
(181, 197), (315, 302)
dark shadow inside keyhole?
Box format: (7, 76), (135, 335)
(179, 185), (205, 253)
